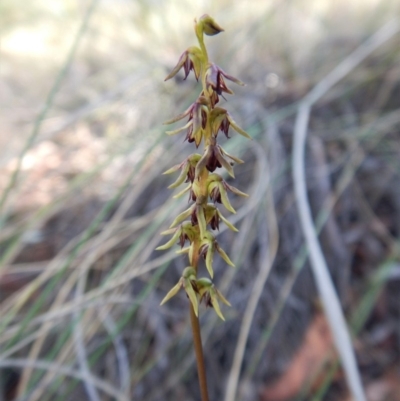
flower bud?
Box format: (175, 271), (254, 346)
(198, 14), (224, 36)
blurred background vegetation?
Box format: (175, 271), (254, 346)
(0, 0), (399, 400)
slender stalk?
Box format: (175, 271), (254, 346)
(189, 238), (209, 401)
(159, 14), (249, 401)
(189, 302), (209, 401)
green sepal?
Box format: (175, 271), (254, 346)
(166, 121), (191, 136)
(217, 210), (238, 232)
(191, 179), (201, 199)
(196, 205), (207, 239)
(219, 183), (236, 214)
(173, 184), (191, 199)
(163, 105), (192, 125)
(220, 69), (245, 86)
(168, 164), (190, 189)
(216, 151), (234, 178)
(160, 227), (176, 235)
(226, 114), (251, 139)
(156, 228), (181, 250)
(194, 128), (204, 147)
(200, 233), (215, 278)
(163, 164), (181, 175)
(220, 147), (244, 164)
(188, 243), (195, 265)
(169, 206), (194, 228)
(176, 246), (190, 254)
(216, 243), (235, 266)
(215, 287), (231, 306)
(190, 51), (202, 80)
(188, 46), (203, 79)
(160, 280), (182, 305)
(205, 242), (215, 278)
(183, 279), (199, 316)
(209, 287), (225, 321)
(226, 183), (249, 197)
(195, 146), (210, 179)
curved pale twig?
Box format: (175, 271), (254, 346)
(292, 19), (399, 401)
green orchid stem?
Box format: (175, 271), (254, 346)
(195, 23), (208, 64)
(189, 302), (210, 401)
